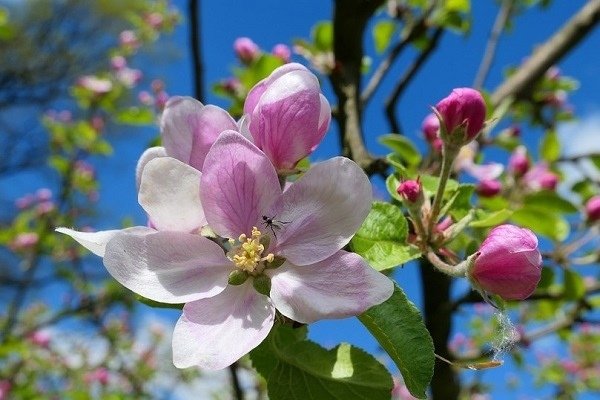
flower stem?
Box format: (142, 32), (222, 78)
(426, 251), (469, 277)
(427, 146), (458, 240)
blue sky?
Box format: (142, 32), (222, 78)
(3, 0), (599, 398)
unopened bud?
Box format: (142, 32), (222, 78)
(476, 180), (502, 197)
(435, 88), (486, 148)
(468, 225), (541, 300)
(585, 195), (600, 222)
(397, 179), (423, 204)
(508, 146), (530, 177)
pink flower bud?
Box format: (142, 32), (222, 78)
(110, 55), (127, 70)
(146, 12), (164, 29)
(244, 63), (331, 170)
(116, 67), (143, 88)
(119, 30), (139, 48)
(29, 330), (51, 348)
(272, 43), (291, 62)
(508, 125), (521, 137)
(508, 146), (530, 176)
(476, 180), (502, 197)
(421, 113), (440, 143)
(469, 224), (542, 300)
(585, 195), (600, 222)
(15, 194), (34, 209)
(36, 188), (52, 201)
(85, 368), (109, 385)
(138, 91), (154, 105)
(539, 172), (559, 190)
(435, 88), (486, 146)
(0, 380), (11, 400)
(397, 179), (423, 204)
(234, 37), (260, 64)
(10, 232), (39, 250)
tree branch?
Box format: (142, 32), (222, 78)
(189, 0), (204, 102)
(473, 0), (515, 89)
(385, 27), (443, 134)
(490, 0), (600, 108)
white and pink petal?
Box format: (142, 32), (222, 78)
(135, 146), (166, 190)
(103, 227), (231, 304)
(271, 157), (372, 265)
(269, 250), (393, 324)
(138, 157), (206, 233)
(201, 131), (281, 239)
(172, 282), (275, 370)
(56, 227), (122, 257)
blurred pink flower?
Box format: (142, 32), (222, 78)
(29, 330), (51, 348)
(0, 380), (11, 400)
(272, 43), (291, 62)
(119, 30), (140, 48)
(584, 195), (600, 222)
(36, 188), (52, 201)
(10, 232), (39, 250)
(234, 37), (260, 63)
(85, 368), (109, 385)
(110, 55), (127, 70)
(116, 67), (143, 88)
(78, 75), (113, 94)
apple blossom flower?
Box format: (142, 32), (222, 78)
(454, 143), (503, 182)
(508, 146), (530, 176)
(78, 75), (113, 94)
(468, 224), (542, 300)
(85, 368), (109, 385)
(243, 63), (331, 171)
(272, 43), (291, 62)
(234, 37), (260, 63)
(58, 131), (393, 370)
(119, 30), (139, 49)
(146, 12), (164, 29)
(116, 67), (143, 88)
(110, 55), (127, 70)
(585, 195), (600, 222)
(435, 88), (486, 147)
(522, 163), (559, 191)
(476, 180), (502, 197)
(136, 96), (238, 177)
(36, 188), (52, 201)
(28, 330), (51, 348)
(10, 232), (39, 250)
(0, 380), (11, 400)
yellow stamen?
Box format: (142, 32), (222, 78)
(230, 227), (274, 273)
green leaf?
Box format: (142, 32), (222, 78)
(251, 324), (393, 400)
(537, 266), (555, 290)
(313, 21), (333, 51)
(386, 153), (408, 175)
(379, 134), (421, 166)
(511, 207), (569, 241)
(469, 209), (513, 228)
(523, 191), (578, 214)
(115, 107), (154, 125)
(571, 180), (596, 201)
(359, 286), (434, 399)
(420, 174), (459, 196)
(386, 174), (403, 202)
(563, 269), (585, 300)
(351, 202), (422, 270)
(540, 130), (561, 162)
(590, 154), (600, 171)
(444, 0), (470, 12)
(446, 184), (475, 219)
(136, 295), (183, 310)
(373, 20), (396, 53)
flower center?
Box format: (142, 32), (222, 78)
(229, 227), (274, 274)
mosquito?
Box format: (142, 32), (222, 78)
(261, 215), (290, 238)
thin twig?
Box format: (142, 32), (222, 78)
(189, 0), (204, 102)
(490, 0), (600, 107)
(384, 27), (443, 134)
(473, 0), (515, 89)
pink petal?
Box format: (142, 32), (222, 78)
(201, 131), (281, 239)
(271, 157), (372, 265)
(161, 97), (201, 164)
(269, 250), (393, 324)
(103, 227), (232, 304)
(161, 97), (238, 171)
(56, 228), (121, 257)
(243, 63), (309, 115)
(249, 69), (323, 169)
(172, 282), (275, 370)
(135, 146), (166, 190)
(138, 157), (206, 233)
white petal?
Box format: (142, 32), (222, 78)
(269, 251), (393, 324)
(135, 146), (167, 190)
(103, 228), (231, 304)
(139, 157), (206, 233)
(172, 282), (275, 370)
(56, 227), (121, 257)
